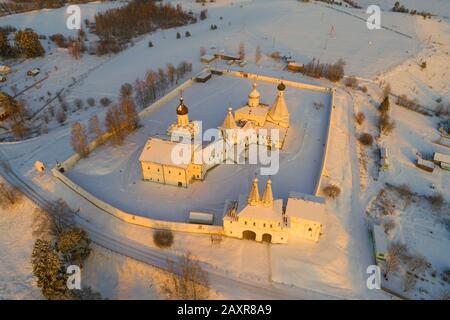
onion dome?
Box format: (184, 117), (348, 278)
(277, 82), (286, 91)
(249, 82), (260, 99)
(176, 97), (188, 115)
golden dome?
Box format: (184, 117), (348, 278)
(249, 82), (260, 99)
(176, 97), (188, 115)
(277, 82), (286, 91)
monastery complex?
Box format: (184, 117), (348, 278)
(137, 79), (327, 244)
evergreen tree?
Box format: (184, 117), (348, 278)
(31, 239), (71, 300)
(0, 31), (16, 58)
(15, 29), (45, 58)
(57, 228), (91, 266)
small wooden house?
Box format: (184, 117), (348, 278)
(287, 62), (304, 72)
(433, 152), (450, 171)
(416, 157), (435, 173)
(200, 54), (216, 64)
(195, 70), (212, 83)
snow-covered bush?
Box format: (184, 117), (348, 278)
(358, 133), (373, 146)
(323, 184), (341, 199)
(153, 229), (174, 249)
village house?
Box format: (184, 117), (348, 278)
(433, 152), (450, 171)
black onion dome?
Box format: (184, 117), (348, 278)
(277, 82), (286, 91)
(176, 97), (188, 115)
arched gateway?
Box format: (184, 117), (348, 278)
(242, 230), (257, 241)
(262, 233), (272, 243)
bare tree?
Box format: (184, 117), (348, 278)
(120, 83), (133, 100)
(166, 63), (176, 86)
(255, 45), (261, 64)
(0, 182), (22, 208)
(157, 68), (168, 93)
(134, 78), (152, 109)
(382, 83), (391, 99)
(86, 97), (95, 107)
(408, 255), (429, 275)
(88, 115), (103, 141)
(239, 42), (245, 60)
(146, 70), (158, 100)
(105, 105), (125, 145)
(100, 97), (112, 107)
(120, 96), (139, 132)
(164, 252), (210, 300)
(402, 272), (417, 293)
(384, 242), (408, 280)
(68, 40), (82, 60)
(70, 121), (90, 158)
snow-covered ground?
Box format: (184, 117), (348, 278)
(357, 0), (450, 18)
(0, 197), (41, 299)
(0, 1), (125, 37)
(1, 0), (449, 299)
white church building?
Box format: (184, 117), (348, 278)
(223, 177), (326, 244)
(139, 80), (292, 187)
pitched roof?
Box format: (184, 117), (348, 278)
(237, 195), (284, 223)
(434, 152), (450, 164)
(285, 192), (326, 223)
(267, 90), (289, 127)
(221, 107), (237, 129)
(139, 138), (193, 169)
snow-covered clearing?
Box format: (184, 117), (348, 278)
(0, 1), (125, 37)
(0, 196), (41, 299)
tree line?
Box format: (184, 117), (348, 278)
(70, 60), (192, 157)
(31, 199), (102, 299)
(1, 0), (93, 14)
(301, 58), (346, 82)
(94, 0), (193, 46)
(0, 27), (44, 58)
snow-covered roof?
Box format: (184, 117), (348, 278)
(200, 54), (215, 61)
(196, 70), (212, 80)
(433, 152), (450, 164)
(286, 192), (326, 223)
(189, 211), (214, 225)
(139, 138), (193, 169)
(267, 89), (289, 127)
(417, 158), (434, 169)
(288, 62), (303, 67)
(235, 105), (269, 118)
(236, 194), (284, 223)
